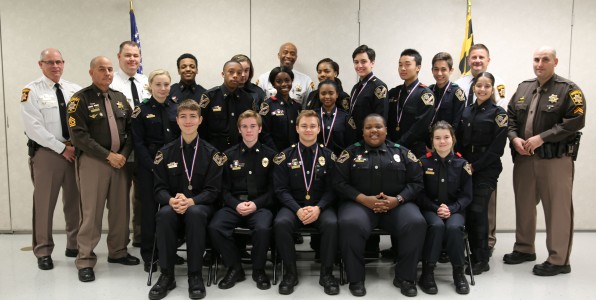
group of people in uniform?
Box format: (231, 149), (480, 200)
(20, 40), (585, 299)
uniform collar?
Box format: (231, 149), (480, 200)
(536, 74), (557, 93)
(179, 80), (198, 92)
(404, 79), (420, 91)
(430, 151), (455, 163)
(41, 75), (61, 88)
(240, 141), (261, 153)
(117, 68), (141, 82)
(221, 84), (238, 98)
(359, 72), (374, 83)
(364, 141), (388, 152)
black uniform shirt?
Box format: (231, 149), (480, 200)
(429, 82), (466, 131)
(243, 83), (267, 110)
(273, 143), (336, 212)
(387, 79), (435, 150)
(169, 81), (206, 103)
(346, 73), (388, 135)
(418, 151), (472, 214)
(222, 141), (276, 209)
(153, 136), (223, 206)
(131, 97), (180, 170)
(334, 140), (423, 203)
(316, 106), (357, 156)
(304, 88), (350, 111)
(259, 96), (301, 151)
(199, 84), (255, 151)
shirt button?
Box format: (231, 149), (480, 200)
(374, 166), (378, 169)
(306, 171), (310, 174)
(248, 171), (252, 175)
(441, 179), (445, 182)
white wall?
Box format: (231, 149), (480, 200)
(0, 0), (593, 231)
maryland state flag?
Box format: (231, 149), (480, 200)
(130, 0), (143, 74)
(458, 0), (474, 75)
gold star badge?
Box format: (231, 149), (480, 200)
(548, 94), (558, 103)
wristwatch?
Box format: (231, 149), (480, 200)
(397, 195), (405, 205)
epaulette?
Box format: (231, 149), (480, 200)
(141, 98), (150, 104)
(455, 152), (462, 157)
(426, 152), (433, 158)
(354, 142), (362, 147)
(419, 83), (428, 88)
(392, 143), (401, 148)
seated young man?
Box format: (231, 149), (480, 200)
(149, 100), (224, 300)
(273, 110), (339, 296)
(208, 110), (276, 290)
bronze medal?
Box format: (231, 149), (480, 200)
(305, 194), (311, 200)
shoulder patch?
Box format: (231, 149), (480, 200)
(455, 88), (465, 102)
(273, 152), (286, 165)
(341, 98), (350, 110)
(132, 106), (141, 118)
(255, 79), (260, 86)
(337, 150), (350, 163)
(67, 96), (80, 113)
(199, 94), (210, 108)
(259, 101), (270, 116)
(497, 85), (506, 98)
(310, 81), (315, 90)
(407, 150), (418, 162)
(330, 152), (337, 162)
(374, 86), (387, 99)
(213, 152), (228, 166)
(68, 116), (76, 127)
(464, 163), (472, 175)
(569, 90), (584, 106)
(495, 114), (508, 127)
(421, 92), (435, 106)
(21, 88), (30, 102)
(348, 117), (356, 129)
(154, 151), (163, 165)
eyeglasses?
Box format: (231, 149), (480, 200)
(41, 60), (64, 66)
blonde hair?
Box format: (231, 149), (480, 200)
(147, 69), (171, 93)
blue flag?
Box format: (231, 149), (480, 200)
(130, 1), (143, 74)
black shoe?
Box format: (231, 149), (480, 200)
(465, 261), (490, 275)
(218, 267), (245, 289)
(418, 263), (437, 295)
(503, 251), (536, 264)
(294, 233), (303, 244)
(149, 272), (176, 300)
(188, 274), (206, 299)
(107, 253), (140, 265)
(438, 251), (450, 263)
(252, 269), (271, 290)
(78, 267), (95, 282)
(65, 248), (78, 258)
(319, 274), (339, 295)
(145, 261), (158, 273)
(532, 261), (571, 276)
(175, 254), (185, 265)
(393, 277), (417, 297)
(37, 256), (53, 270)
(349, 281), (366, 297)
(278, 272), (299, 295)
(453, 267), (470, 295)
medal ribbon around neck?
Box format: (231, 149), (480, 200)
(320, 107), (338, 147)
(181, 135), (200, 190)
(297, 143), (319, 200)
(430, 81), (451, 124)
(396, 81), (421, 127)
(349, 74), (376, 114)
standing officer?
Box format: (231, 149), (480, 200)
(169, 53), (206, 103)
(256, 42), (314, 106)
(69, 56), (139, 282)
(149, 100), (223, 300)
(208, 110), (276, 291)
(456, 44), (507, 251)
(335, 114), (426, 297)
(199, 60), (255, 151)
(231, 54), (267, 109)
(110, 40), (150, 247)
(273, 110), (339, 296)
(131, 69), (180, 272)
(387, 48), (435, 158)
(21, 48), (81, 270)
(348, 45), (388, 137)
(428, 52), (466, 131)
(503, 46), (585, 276)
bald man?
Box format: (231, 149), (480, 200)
(504, 46), (585, 276)
(256, 42), (314, 106)
(68, 56), (139, 282)
(21, 48), (81, 270)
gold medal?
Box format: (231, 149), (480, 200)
(396, 125), (400, 132)
(305, 194), (311, 200)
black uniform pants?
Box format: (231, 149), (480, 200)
(156, 204), (214, 273)
(137, 166), (157, 263)
(466, 180), (494, 263)
(339, 201), (426, 283)
(421, 211), (466, 266)
(208, 207), (273, 270)
(274, 206), (337, 272)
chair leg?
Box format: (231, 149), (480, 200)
(147, 235), (158, 286)
(271, 247), (278, 285)
(339, 258), (345, 285)
(212, 253), (219, 286)
(464, 233), (475, 286)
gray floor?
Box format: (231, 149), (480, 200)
(1, 232), (594, 300)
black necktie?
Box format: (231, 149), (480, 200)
(304, 147), (313, 170)
(54, 83), (69, 140)
(467, 80), (475, 107)
(129, 77), (140, 106)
